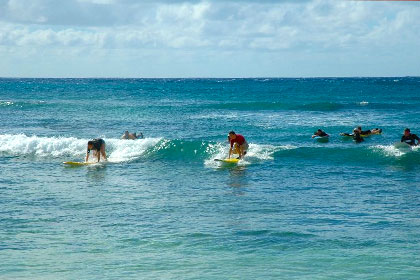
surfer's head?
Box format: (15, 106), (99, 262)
(404, 128), (410, 136)
(228, 131), (236, 140)
(87, 141), (94, 149)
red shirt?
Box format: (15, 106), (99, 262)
(230, 134), (246, 147)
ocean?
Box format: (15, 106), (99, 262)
(1, 77), (419, 279)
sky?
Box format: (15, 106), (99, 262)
(0, 0), (419, 78)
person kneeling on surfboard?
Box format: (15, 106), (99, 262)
(401, 128), (419, 146)
(86, 138), (107, 162)
(312, 129), (329, 138)
(228, 131), (248, 159)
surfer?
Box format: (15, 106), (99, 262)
(121, 131), (130, 139)
(134, 132), (143, 139)
(312, 129), (329, 138)
(228, 131), (248, 159)
(371, 128), (382, 135)
(401, 128), (419, 146)
(352, 129), (364, 143)
(340, 129), (364, 143)
(357, 126), (382, 136)
(86, 138), (107, 162)
(121, 131), (143, 140)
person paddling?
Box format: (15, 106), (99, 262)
(228, 131), (248, 159)
(312, 129), (329, 138)
(121, 131), (143, 140)
(357, 126), (382, 136)
(86, 138), (107, 162)
(341, 128), (364, 143)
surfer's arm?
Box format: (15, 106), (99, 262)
(85, 153), (89, 162)
(414, 135), (420, 145)
(228, 147), (233, 159)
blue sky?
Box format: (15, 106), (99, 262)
(0, 0), (419, 77)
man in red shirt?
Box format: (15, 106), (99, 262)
(228, 131), (249, 159)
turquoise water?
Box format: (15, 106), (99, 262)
(1, 78), (420, 279)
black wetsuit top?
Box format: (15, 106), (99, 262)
(87, 138), (105, 153)
(401, 134), (419, 146)
(353, 133), (364, 143)
(318, 131), (328, 137)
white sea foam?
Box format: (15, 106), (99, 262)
(0, 134), (87, 157)
(204, 142), (296, 168)
(0, 101), (14, 106)
(370, 144), (412, 157)
(106, 137), (162, 163)
(0, 134), (161, 163)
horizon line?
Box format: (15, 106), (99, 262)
(0, 76), (419, 80)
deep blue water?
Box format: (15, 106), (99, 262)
(1, 78), (420, 279)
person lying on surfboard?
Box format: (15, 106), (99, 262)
(357, 126), (382, 136)
(312, 129), (329, 138)
(121, 131), (143, 140)
(401, 128), (419, 146)
(370, 128), (382, 135)
(86, 138), (107, 162)
(228, 131), (248, 159)
(134, 132), (143, 139)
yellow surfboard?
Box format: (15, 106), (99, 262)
(214, 158), (240, 164)
(63, 161), (96, 166)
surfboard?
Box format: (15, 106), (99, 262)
(394, 142), (412, 150)
(214, 158), (240, 164)
(340, 133), (370, 138)
(313, 135), (329, 142)
(63, 161), (96, 166)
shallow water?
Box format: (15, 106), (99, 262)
(1, 78), (420, 279)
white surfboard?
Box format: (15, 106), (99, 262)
(393, 142), (412, 150)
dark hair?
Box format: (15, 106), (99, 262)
(88, 141), (93, 145)
(317, 129), (322, 132)
(357, 126), (362, 130)
(405, 128), (410, 132)
(229, 131), (236, 135)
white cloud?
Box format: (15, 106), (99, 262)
(0, 0), (419, 77)
(0, 1), (418, 50)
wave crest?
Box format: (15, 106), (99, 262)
(0, 134), (161, 163)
